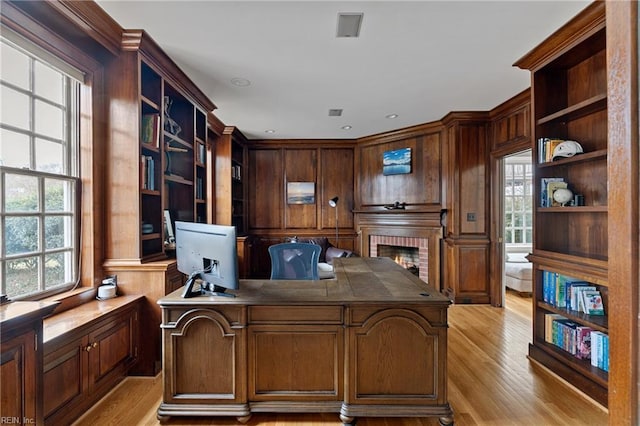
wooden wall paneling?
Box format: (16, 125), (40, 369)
(442, 114), (491, 303)
(214, 130), (233, 225)
(249, 149), (283, 229)
(358, 134), (441, 208)
(488, 90), (533, 306)
(606, 0), (639, 423)
(458, 123), (488, 234)
(490, 89), (531, 156)
(284, 149), (317, 229)
(321, 148), (354, 243)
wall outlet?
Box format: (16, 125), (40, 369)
(466, 212), (476, 222)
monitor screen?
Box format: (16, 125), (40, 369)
(175, 221), (238, 298)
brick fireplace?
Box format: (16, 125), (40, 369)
(356, 209), (444, 288)
(370, 235), (429, 282)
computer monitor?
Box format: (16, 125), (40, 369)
(175, 221), (238, 298)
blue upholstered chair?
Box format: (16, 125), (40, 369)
(268, 242), (321, 280)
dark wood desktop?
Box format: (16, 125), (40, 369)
(157, 257), (453, 425)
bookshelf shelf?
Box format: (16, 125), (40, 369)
(141, 95), (160, 111)
(141, 233), (162, 241)
(537, 301), (608, 332)
(514, 2), (608, 407)
(536, 93), (607, 125)
(535, 341), (608, 386)
(164, 174), (193, 186)
(538, 206), (607, 213)
(141, 189), (161, 197)
(537, 149), (607, 168)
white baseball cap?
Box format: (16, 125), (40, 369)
(552, 140), (583, 160)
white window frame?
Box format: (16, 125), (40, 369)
(504, 155), (533, 247)
(0, 34), (81, 300)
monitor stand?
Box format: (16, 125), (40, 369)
(181, 273), (235, 298)
(202, 283), (236, 298)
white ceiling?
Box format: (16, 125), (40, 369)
(95, 1), (590, 140)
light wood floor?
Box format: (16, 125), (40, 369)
(73, 291), (608, 426)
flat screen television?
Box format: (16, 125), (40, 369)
(175, 221), (238, 298)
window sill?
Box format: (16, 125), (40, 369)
(41, 287), (96, 315)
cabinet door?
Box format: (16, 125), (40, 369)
(43, 335), (87, 422)
(87, 309), (137, 390)
(1, 330), (37, 424)
(247, 324), (344, 401)
(346, 307), (447, 407)
(163, 308), (245, 404)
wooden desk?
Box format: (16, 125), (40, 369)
(157, 257), (453, 425)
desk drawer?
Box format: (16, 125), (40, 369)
(249, 306), (342, 324)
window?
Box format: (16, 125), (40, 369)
(0, 36), (81, 300)
(504, 153), (533, 246)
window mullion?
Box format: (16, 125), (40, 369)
(39, 175), (45, 291)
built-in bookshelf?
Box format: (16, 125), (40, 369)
(215, 125), (248, 235)
(514, 2), (608, 406)
(104, 30), (216, 375)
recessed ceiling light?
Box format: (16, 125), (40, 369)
(341, 125), (352, 130)
(265, 129), (276, 134)
(231, 78), (251, 87)
(386, 114), (399, 119)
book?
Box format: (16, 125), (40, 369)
(544, 314), (565, 343)
(565, 281), (591, 310)
(575, 326), (592, 359)
(141, 113), (160, 147)
(582, 290), (605, 315)
(574, 286), (597, 312)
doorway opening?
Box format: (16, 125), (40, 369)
(502, 150), (533, 304)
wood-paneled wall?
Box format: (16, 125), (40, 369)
(248, 142), (355, 236)
(356, 123), (443, 209)
(442, 113), (492, 303)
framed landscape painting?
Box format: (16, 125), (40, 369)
(383, 147), (412, 175)
(287, 182), (315, 204)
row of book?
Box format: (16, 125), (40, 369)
(540, 177), (567, 207)
(232, 164), (242, 181)
(542, 271), (605, 315)
(537, 137), (563, 163)
(196, 177), (204, 200)
(196, 143), (206, 164)
(140, 155), (156, 190)
(544, 314), (609, 371)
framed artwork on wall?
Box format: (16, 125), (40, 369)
(383, 147), (412, 175)
(287, 182), (315, 204)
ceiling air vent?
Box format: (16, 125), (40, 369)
(328, 109), (343, 117)
(336, 13), (363, 38)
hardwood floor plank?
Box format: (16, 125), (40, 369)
(73, 293), (607, 426)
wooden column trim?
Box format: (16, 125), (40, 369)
(606, 1), (639, 423)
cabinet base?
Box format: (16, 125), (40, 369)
(157, 401), (453, 425)
(528, 343), (607, 407)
